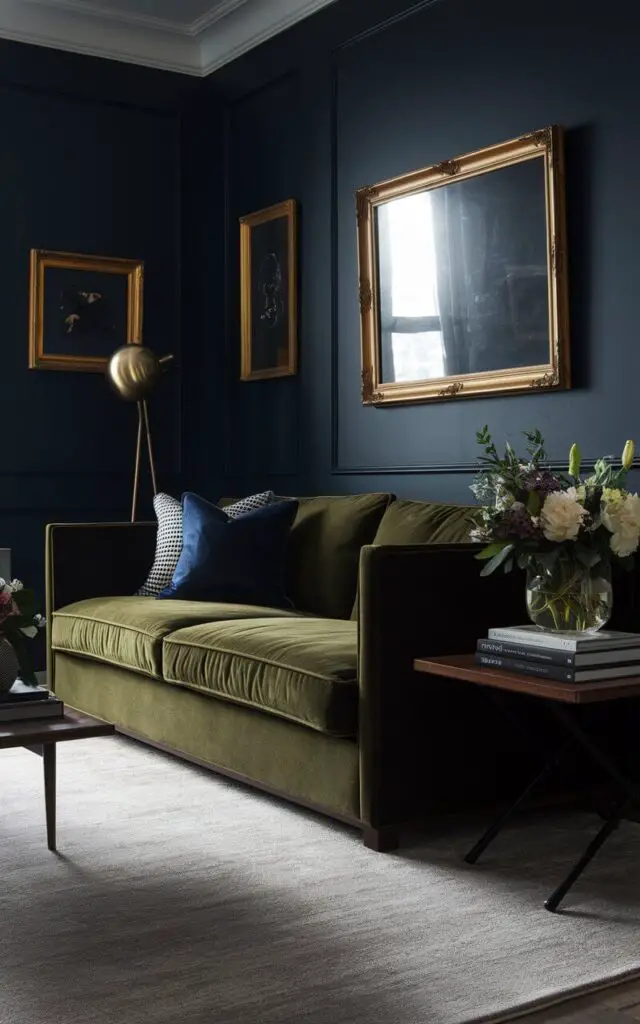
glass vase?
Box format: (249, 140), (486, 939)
(526, 556), (612, 634)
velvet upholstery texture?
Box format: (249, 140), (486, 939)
(47, 510), (640, 845)
(51, 596), (301, 678)
(350, 499), (478, 619)
(286, 493), (393, 619)
(372, 499), (479, 546)
(53, 654), (361, 821)
(163, 617), (358, 737)
(158, 493), (298, 607)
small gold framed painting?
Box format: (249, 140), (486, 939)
(240, 199), (298, 380)
(28, 249), (144, 372)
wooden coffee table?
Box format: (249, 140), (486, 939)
(0, 710), (114, 851)
(414, 654), (640, 911)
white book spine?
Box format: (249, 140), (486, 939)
(487, 628), (577, 651)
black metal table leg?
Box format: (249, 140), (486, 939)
(464, 695), (640, 912)
(465, 742), (570, 864)
(545, 810), (623, 911)
(548, 704), (637, 796)
(541, 703), (640, 911)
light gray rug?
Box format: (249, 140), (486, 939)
(2, 736), (640, 1024)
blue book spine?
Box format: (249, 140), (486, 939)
(475, 652), (574, 682)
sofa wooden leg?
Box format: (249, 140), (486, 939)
(362, 825), (399, 852)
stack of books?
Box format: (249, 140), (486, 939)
(0, 681), (64, 723)
(475, 625), (640, 683)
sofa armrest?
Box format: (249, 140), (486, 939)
(45, 522), (157, 617)
(357, 543), (526, 831)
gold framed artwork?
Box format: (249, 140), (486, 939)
(356, 126), (570, 405)
(240, 199), (298, 380)
(28, 249), (144, 372)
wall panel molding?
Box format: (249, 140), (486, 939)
(222, 72), (301, 481)
(327, 0), (533, 479)
(328, 2), (454, 476)
(330, 458), (622, 476)
(336, 0), (446, 53)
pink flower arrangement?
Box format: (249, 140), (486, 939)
(0, 579), (46, 685)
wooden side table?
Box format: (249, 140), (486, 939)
(414, 654), (640, 911)
(1, 710), (114, 851)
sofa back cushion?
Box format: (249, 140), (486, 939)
(372, 498), (479, 546)
(350, 498), (479, 620)
(287, 493), (393, 619)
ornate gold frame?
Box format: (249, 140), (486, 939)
(356, 126), (570, 405)
(29, 249), (144, 372)
(240, 199), (298, 381)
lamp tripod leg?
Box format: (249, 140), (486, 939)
(142, 400), (158, 497)
(131, 402), (143, 523)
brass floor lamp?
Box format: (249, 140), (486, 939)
(107, 345), (174, 522)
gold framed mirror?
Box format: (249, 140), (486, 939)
(356, 126), (570, 405)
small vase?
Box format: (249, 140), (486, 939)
(526, 556), (612, 634)
(0, 638), (19, 692)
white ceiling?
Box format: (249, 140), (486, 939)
(0, 0), (338, 75)
(76, 0), (229, 26)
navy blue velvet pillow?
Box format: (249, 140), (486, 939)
(156, 492), (298, 608)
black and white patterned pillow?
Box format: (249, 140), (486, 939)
(136, 493), (182, 597)
(136, 490), (278, 597)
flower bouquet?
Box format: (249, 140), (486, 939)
(471, 427), (640, 633)
(0, 578), (46, 688)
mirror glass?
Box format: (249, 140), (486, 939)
(357, 127), (570, 405)
(375, 160), (547, 384)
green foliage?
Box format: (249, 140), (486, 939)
(479, 543), (514, 577)
(523, 428), (546, 464)
(470, 425), (639, 581)
(474, 542), (510, 561)
(526, 490), (542, 516)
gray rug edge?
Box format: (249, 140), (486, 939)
(478, 967), (640, 1023)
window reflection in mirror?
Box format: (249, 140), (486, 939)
(374, 160), (548, 385)
(376, 192), (445, 382)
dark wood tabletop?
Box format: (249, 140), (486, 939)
(414, 653), (640, 704)
(0, 709), (115, 750)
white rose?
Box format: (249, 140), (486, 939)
(540, 488), (586, 542)
(9, 579), (23, 592)
(604, 492), (640, 557)
(610, 528), (639, 558)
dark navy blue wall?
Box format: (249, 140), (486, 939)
(0, 39), (192, 632)
(194, 0), (640, 503)
(8, 0), (640, 628)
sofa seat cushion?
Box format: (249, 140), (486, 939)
(51, 596), (301, 679)
(163, 617), (358, 737)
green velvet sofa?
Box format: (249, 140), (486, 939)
(46, 492), (540, 850)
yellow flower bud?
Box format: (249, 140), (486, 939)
(622, 439), (635, 470)
(568, 443), (581, 479)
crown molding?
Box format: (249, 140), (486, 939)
(0, 0), (338, 76)
(16, 0), (188, 34)
(0, 0), (200, 73)
(188, 0), (250, 36)
(199, 0), (338, 75)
